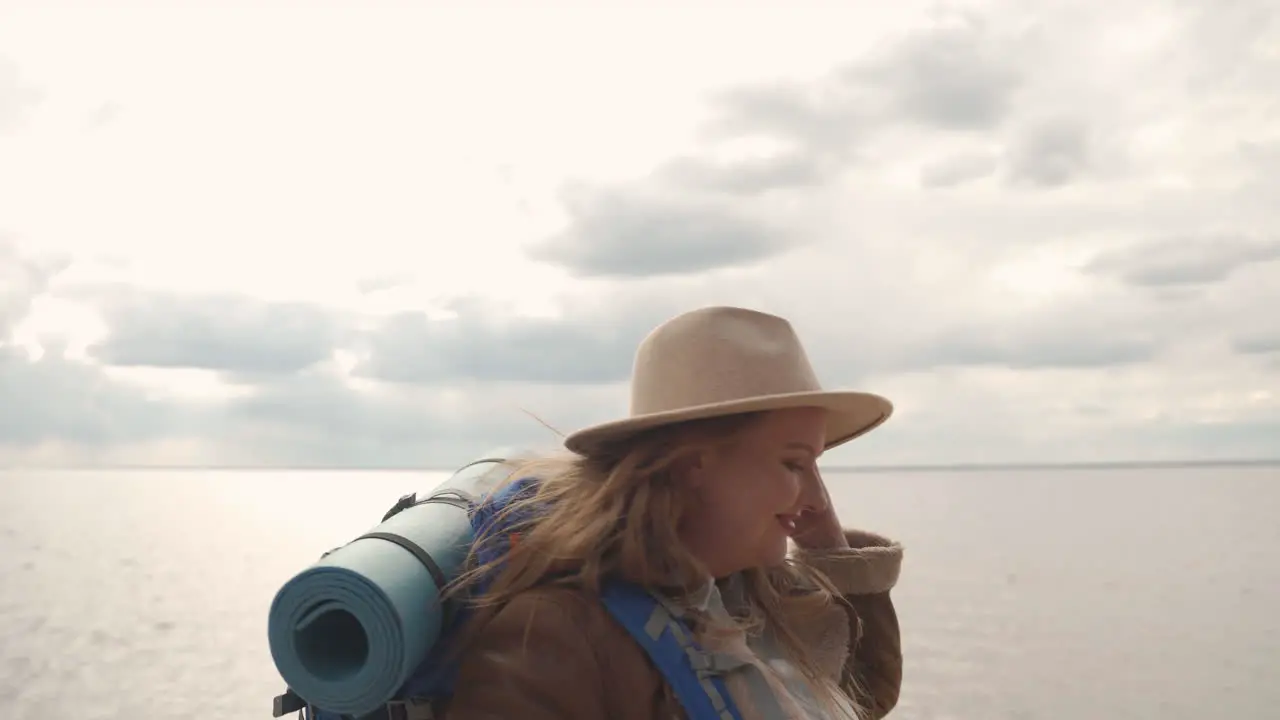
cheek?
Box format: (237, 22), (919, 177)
(735, 471), (799, 525)
(756, 467), (801, 509)
(690, 479), (764, 534)
(689, 467), (797, 536)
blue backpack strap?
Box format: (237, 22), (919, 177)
(600, 582), (745, 720)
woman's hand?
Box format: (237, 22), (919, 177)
(790, 469), (850, 551)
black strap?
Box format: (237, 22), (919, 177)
(272, 688), (307, 717)
(355, 531), (448, 592)
(381, 493), (419, 522)
(279, 492), (475, 719)
(383, 493), (472, 522)
(453, 456), (508, 473)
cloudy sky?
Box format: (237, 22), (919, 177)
(1, 0), (1277, 469)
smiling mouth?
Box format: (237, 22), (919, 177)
(776, 514), (799, 535)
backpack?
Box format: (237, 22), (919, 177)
(270, 475), (747, 720)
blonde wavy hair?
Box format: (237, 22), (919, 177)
(445, 412), (864, 715)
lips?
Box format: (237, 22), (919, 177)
(776, 514), (799, 535)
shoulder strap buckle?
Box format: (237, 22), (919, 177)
(686, 649), (750, 677)
(600, 582), (745, 720)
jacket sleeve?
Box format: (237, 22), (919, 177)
(443, 588), (609, 720)
(794, 529), (904, 718)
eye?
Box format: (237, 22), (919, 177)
(783, 460), (807, 473)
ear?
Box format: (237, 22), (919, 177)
(674, 450), (710, 488)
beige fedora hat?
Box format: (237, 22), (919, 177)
(563, 306), (892, 456)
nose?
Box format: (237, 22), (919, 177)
(797, 466), (828, 514)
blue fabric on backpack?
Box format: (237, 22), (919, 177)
(299, 476), (743, 720)
(600, 582), (744, 720)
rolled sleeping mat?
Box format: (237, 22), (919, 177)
(267, 450), (523, 717)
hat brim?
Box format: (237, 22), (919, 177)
(562, 390), (893, 456)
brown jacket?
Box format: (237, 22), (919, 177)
(441, 529), (904, 719)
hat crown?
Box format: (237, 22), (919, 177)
(629, 306), (823, 416)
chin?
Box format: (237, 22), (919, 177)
(758, 539), (790, 568)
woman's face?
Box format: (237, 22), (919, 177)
(679, 407), (829, 578)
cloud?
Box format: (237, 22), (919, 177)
(839, 270), (1183, 373)
(367, 256), (1212, 384)
(1086, 234), (1280, 288)
(351, 266), (1153, 391)
(523, 3), (1205, 283)
(86, 100), (121, 130)
(216, 371), (619, 468)
(1234, 331), (1280, 356)
(851, 361), (1280, 465)
(356, 297), (649, 385)
(0, 258), (603, 466)
(84, 287), (350, 378)
(525, 184), (793, 278)
(1179, 0), (1279, 92)
(2, 2), (1279, 468)
(840, 12), (1023, 132)
(0, 56), (43, 132)
(2, 261), (1276, 468)
(656, 151), (832, 196)
(356, 274), (415, 296)
(218, 372), (509, 467)
(706, 12), (1024, 146)
(0, 251), (204, 455)
(911, 327), (1159, 370)
(1, 238), (69, 340)
(0, 346), (587, 468)
(1005, 116), (1096, 188)
(704, 81), (866, 157)
(919, 151), (1001, 188)
(523, 12), (1033, 279)
(0, 345), (197, 449)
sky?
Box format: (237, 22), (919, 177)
(1, 0), (1278, 469)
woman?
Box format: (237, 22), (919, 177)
(443, 306), (904, 719)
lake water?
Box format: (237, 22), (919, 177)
(1, 466), (1277, 720)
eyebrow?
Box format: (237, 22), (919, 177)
(785, 441), (820, 457)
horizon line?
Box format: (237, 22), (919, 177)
(3, 458), (1278, 473)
